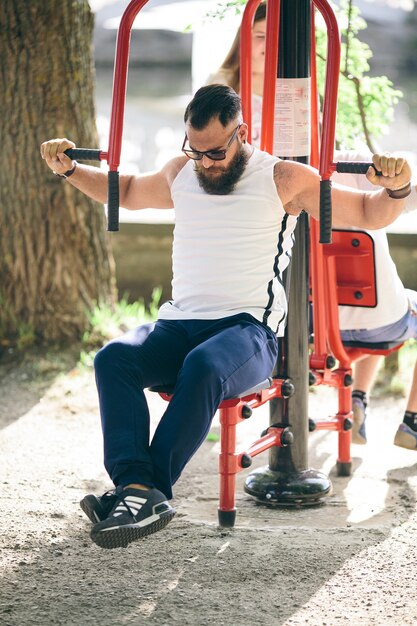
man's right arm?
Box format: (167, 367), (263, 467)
(40, 137), (185, 210)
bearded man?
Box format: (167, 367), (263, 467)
(41, 84), (412, 549)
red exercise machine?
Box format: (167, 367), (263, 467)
(67, 0), (299, 526)
(66, 0), (401, 521)
(307, 5), (404, 476)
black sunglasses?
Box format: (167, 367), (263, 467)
(182, 124), (242, 161)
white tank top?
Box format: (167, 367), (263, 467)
(158, 148), (298, 334)
(334, 151), (408, 330)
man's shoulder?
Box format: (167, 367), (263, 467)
(273, 158), (300, 181)
(162, 155), (189, 186)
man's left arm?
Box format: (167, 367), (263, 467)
(336, 153), (411, 229)
(279, 154), (412, 229)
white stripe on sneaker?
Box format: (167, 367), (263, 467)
(101, 512), (164, 532)
(125, 496), (147, 505)
(113, 495), (147, 517)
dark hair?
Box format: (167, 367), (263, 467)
(184, 84), (242, 130)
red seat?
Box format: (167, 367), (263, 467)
(309, 227), (403, 475)
(150, 377), (294, 527)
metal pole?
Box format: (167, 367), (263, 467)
(244, 0), (331, 505)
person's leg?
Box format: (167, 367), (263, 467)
(391, 290), (417, 449)
(405, 361), (417, 412)
(342, 297), (417, 446)
(394, 360), (417, 450)
(93, 320), (190, 489)
(88, 320), (191, 548)
(353, 355), (382, 395)
(351, 355), (383, 444)
(149, 315), (279, 498)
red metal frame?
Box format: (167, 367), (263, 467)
(95, 0), (294, 527)
(106, 0), (149, 171)
(309, 227), (403, 470)
(101, 0), (400, 504)
(241, 0), (403, 474)
(157, 379), (292, 524)
(241, 0), (352, 469)
(218, 381), (291, 517)
(307, 3), (404, 474)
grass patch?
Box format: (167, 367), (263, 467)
(78, 288), (162, 370)
(373, 339), (417, 398)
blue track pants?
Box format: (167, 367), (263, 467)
(94, 313), (278, 499)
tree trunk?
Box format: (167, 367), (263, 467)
(0, 0), (116, 345)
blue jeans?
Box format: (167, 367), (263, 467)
(340, 290), (417, 343)
(94, 313), (278, 498)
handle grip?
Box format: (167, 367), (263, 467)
(64, 148), (102, 161)
(319, 179), (332, 244)
(319, 163), (381, 245)
(63, 147), (118, 231)
(107, 171), (119, 232)
(335, 161), (379, 175)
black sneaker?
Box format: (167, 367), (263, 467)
(80, 488), (121, 523)
(90, 487), (176, 549)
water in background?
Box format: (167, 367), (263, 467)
(95, 65), (191, 174)
(95, 65), (192, 222)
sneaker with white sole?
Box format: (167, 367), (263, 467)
(351, 397), (367, 445)
(80, 488), (120, 524)
(394, 423), (417, 450)
(90, 487), (176, 549)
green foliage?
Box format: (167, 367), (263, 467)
(206, 430), (220, 442)
(399, 338), (417, 371)
(373, 339), (417, 398)
(0, 291), (36, 351)
(315, 0), (402, 150)
(79, 288), (162, 369)
(205, 0), (246, 19)
(209, 0), (402, 150)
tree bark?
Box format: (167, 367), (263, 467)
(0, 0), (116, 345)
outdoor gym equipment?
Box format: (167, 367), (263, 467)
(308, 227), (404, 475)
(66, 0), (369, 238)
(65, 0), (151, 231)
(67, 0), (300, 527)
(150, 378), (295, 527)
(240, 0), (331, 507)
(65, 0), (398, 518)
(308, 4), (402, 475)
(240, 0), (391, 494)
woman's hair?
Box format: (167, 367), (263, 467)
(215, 1), (267, 93)
(184, 84), (242, 130)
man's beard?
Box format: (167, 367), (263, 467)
(195, 146), (249, 195)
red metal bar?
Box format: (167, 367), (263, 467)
(107, 0), (150, 171)
(336, 387), (352, 465)
(240, 427), (287, 460)
(240, 0), (262, 143)
(309, 368), (351, 388)
(260, 0), (280, 153)
(218, 405), (239, 512)
(312, 417), (345, 432)
(203, 378), (286, 412)
(309, 0), (341, 327)
(312, 0), (341, 181)
(323, 252), (351, 368)
(309, 5), (320, 169)
(309, 4), (332, 370)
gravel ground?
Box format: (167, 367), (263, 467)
(1, 351), (417, 626)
